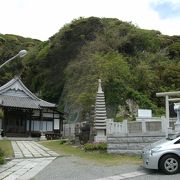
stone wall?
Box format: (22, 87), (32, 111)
(107, 117), (168, 135)
(107, 133), (166, 155)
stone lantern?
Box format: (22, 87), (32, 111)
(174, 103), (180, 132)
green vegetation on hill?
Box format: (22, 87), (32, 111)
(0, 34), (41, 85)
(0, 17), (180, 122)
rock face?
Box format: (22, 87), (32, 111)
(94, 79), (107, 142)
(116, 99), (139, 120)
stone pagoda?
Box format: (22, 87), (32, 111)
(94, 79), (107, 142)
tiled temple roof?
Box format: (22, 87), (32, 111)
(0, 77), (56, 109)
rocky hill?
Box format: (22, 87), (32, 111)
(1, 17), (180, 122)
(0, 34), (41, 84)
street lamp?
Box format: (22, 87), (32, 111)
(0, 49), (27, 138)
(0, 50), (27, 69)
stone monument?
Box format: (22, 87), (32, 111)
(40, 131), (47, 141)
(94, 79), (107, 142)
(174, 103), (180, 132)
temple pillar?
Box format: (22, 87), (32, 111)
(28, 110), (32, 137)
(40, 109), (46, 140)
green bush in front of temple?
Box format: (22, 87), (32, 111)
(59, 139), (67, 144)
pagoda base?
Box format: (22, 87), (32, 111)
(94, 129), (107, 142)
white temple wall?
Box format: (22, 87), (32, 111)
(26, 109), (60, 132)
(33, 110), (40, 116)
(54, 119), (60, 130)
(43, 113), (53, 118)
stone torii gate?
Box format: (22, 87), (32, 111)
(156, 91), (180, 136)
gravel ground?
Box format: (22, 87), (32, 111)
(34, 155), (144, 180)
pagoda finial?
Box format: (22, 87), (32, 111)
(98, 79), (103, 93)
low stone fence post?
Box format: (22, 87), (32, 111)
(141, 120), (146, 133)
(161, 116), (166, 133)
(122, 119), (128, 133)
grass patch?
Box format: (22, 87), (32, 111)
(40, 140), (141, 166)
(84, 142), (107, 151)
(0, 140), (14, 158)
(0, 148), (4, 164)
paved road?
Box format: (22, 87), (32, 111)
(35, 155), (144, 180)
(35, 155), (180, 180)
(1, 141), (180, 180)
(128, 169), (180, 180)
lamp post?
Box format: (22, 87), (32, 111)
(0, 50), (27, 69)
(0, 50), (27, 139)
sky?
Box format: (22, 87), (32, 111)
(0, 0), (180, 41)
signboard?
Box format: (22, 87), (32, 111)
(138, 109), (152, 118)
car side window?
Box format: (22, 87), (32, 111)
(174, 139), (180, 144)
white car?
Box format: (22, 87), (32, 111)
(142, 136), (180, 174)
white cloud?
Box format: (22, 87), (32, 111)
(0, 0), (179, 41)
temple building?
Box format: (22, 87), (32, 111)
(0, 77), (63, 138)
(94, 79), (107, 142)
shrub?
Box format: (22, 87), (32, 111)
(83, 142), (107, 151)
(83, 143), (94, 151)
(0, 148), (5, 164)
(59, 139), (67, 144)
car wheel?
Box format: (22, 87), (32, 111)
(160, 154), (180, 174)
